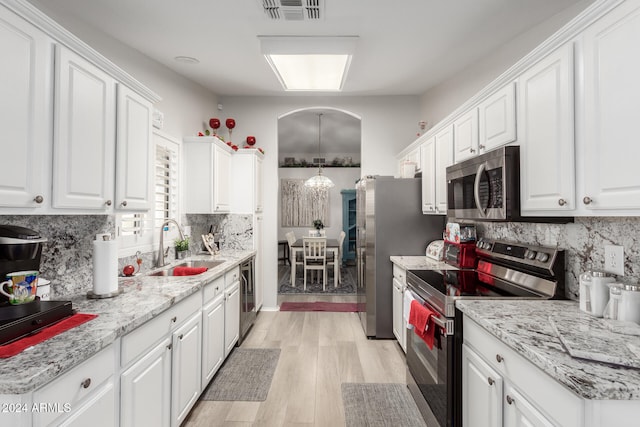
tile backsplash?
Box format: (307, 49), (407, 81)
(0, 214), (253, 298)
(477, 217), (640, 300)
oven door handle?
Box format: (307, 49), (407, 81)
(474, 162), (488, 218)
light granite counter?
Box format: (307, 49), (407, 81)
(0, 250), (255, 395)
(390, 255), (458, 271)
(456, 299), (640, 400)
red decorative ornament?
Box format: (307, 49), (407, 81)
(246, 135), (256, 146)
(225, 118), (236, 129)
(209, 118), (221, 129)
(198, 132), (204, 136)
(123, 265), (135, 276)
(231, 144), (238, 151)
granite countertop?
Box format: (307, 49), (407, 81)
(389, 255), (458, 271)
(456, 299), (640, 400)
(0, 250), (255, 395)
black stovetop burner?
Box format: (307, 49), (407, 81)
(0, 299), (74, 346)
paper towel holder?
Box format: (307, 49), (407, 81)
(87, 286), (124, 299)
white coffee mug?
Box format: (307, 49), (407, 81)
(581, 271), (615, 317)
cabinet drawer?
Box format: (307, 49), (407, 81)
(33, 344), (114, 427)
(464, 316), (583, 427)
(203, 275), (224, 304)
(121, 292), (200, 367)
(225, 267), (239, 289)
(392, 264), (406, 283)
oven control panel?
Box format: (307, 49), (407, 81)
(475, 238), (559, 272)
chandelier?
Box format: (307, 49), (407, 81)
(304, 113), (335, 189)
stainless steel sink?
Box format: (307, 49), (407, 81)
(148, 259), (225, 276)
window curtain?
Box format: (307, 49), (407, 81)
(281, 179), (330, 227)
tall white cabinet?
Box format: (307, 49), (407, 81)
(422, 126), (453, 215)
(0, 7), (51, 210)
(52, 45), (116, 211)
(581, 0), (640, 211)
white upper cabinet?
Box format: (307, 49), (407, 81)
(115, 84), (153, 211)
(0, 9), (51, 210)
(52, 45), (116, 211)
(422, 125), (453, 215)
(230, 149), (264, 214)
(183, 137), (233, 214)
(519, 44), (575, 214)
(478, 82), (517, 153)
(453, 109), (479, 162)
(581, 0), (640, 212)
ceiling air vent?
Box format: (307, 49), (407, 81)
(259, 0), (323, 21)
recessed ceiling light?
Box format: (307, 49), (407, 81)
(258, 36), (358, 91)
(174, 56), (200, 64)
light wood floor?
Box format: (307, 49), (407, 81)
(183, 294), (408, 426)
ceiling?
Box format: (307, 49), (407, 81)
(29, 0), (587, 97)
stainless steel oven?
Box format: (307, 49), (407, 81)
(446, 146), (520, 221)
(405, 238), (565, 427)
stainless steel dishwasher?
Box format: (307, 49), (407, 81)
(238, 256), (256, 344)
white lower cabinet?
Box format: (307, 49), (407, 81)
(201, 289), (225, 389)
(120, 338), (172, 427)
(462, 344), (503, 427)
(171, 311), (202, 427)
(32, 344), (116, 427)
(225, 280), (241, 356)
(391, 263), (407, 353)
(503, 384), (554, 427)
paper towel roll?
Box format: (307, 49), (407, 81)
(93, 237), (118, 295)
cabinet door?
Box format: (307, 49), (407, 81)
(462, 344), (503, 427)
(421, 138), (436, 213)
(201, 294), (225, 388)
(225, 281), (240, 356)
(53, 45), (116, 210)
(214, 145), (231, 212)
(59, 382), (116, 427)
(454, 109), (479, 162)
(0, 9), (50, 209)
(171, 312), (202, 427)
(582, 0), (640, 211)
(503, 384), (554, 427)
(519, 44), (575, 213)
(255, 155), (263, 212)
(392, 278), (404, 351)
(479, 82), (517, 153)
(115, 84), (153, 211)
(434, 128), (454, 214)
(255, 215), (263, 310)
(407, 147), (422, 171)
(120, 337), (172, 427)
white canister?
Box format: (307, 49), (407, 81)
(580, 270), (615, 317)
(620, 284), (640, 324)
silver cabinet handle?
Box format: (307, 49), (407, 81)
(178, 334), (184, 340)
(120, 200), (128, 207)
(558, 198), (566, 206)
(488, 377), (495, 386)
(166, 343), (173, 350)
(583, 196), (592, 205)
(479, 144), (485, 150)
(34, 195), (44, 204)
(469, 148), (476, 153)
(171, 316), (177, 323)
(81, 378), (91, 389)
(496, 354), (503, 363)
(506, 395), (514, 405)
(105, 200), (112, 206)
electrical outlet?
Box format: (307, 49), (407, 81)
(604, 244), (624, 276)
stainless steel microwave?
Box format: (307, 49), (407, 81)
(446, 146), (520, 221)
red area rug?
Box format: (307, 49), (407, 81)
(0, 313), (98, 358)
(279, 302), (359, 312)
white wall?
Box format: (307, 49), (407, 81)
(29, 3), (219, 138)
(217, 95), (419, 309)
(418, 0), (595, 129)
(278, 167), (361, 241)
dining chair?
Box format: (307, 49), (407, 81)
(302, 237), (327, 291)
(286, 231), (303, 286)
(326, 231), (346, 286)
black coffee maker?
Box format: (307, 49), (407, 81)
(0, 225), (73, 345)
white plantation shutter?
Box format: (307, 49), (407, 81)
(155, 144), (178, 228)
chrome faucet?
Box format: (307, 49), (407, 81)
(157, 219), (186, 268)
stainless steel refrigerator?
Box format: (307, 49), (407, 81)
(356, 176), (445, 338)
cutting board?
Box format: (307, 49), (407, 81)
(549, 315), (640, 369)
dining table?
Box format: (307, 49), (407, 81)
(290, 238), (340, 287)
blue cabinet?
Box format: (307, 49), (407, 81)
(341, 189), (356, 265)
